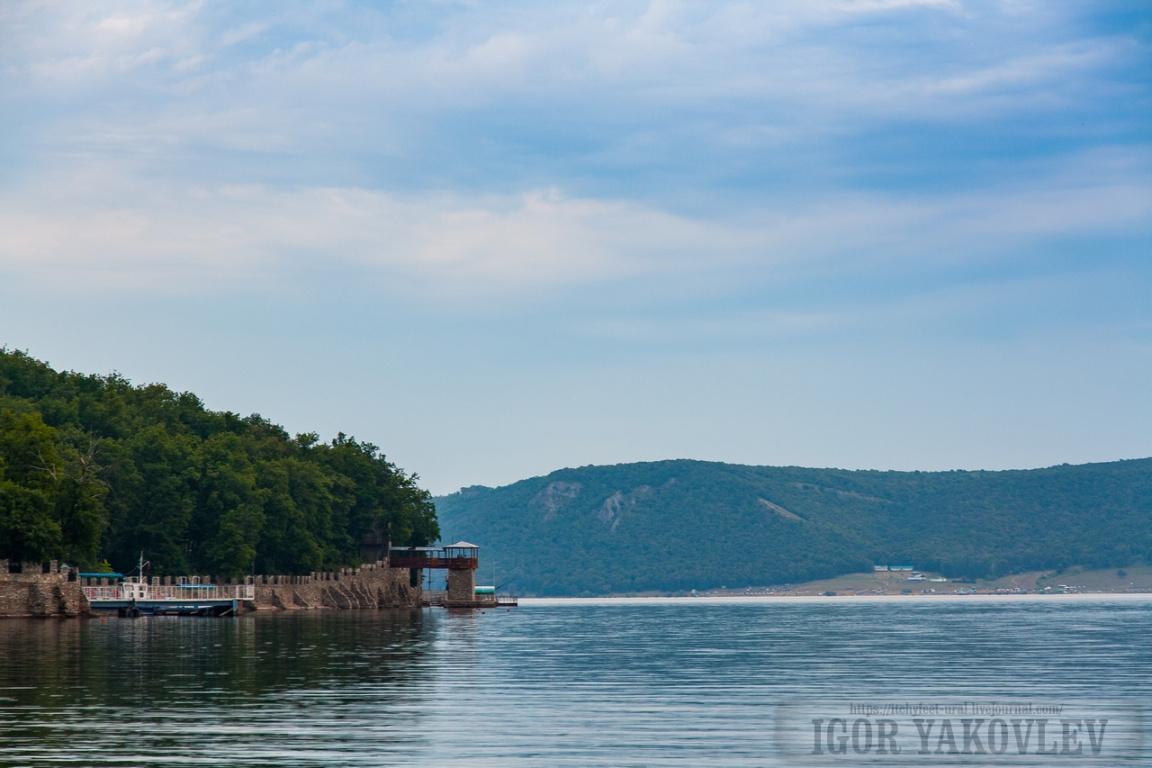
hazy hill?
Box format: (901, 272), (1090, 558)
(434, 458), (1152, 596)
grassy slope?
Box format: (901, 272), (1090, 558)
(434, 458), (1152, 596)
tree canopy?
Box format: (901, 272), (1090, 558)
(0, 349), (438, 575)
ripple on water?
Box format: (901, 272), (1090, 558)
(0, 599), (1147, 766)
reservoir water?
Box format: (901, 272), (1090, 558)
(0, 596), (1148, 766)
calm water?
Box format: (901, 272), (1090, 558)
(0, 596), (1148, 766)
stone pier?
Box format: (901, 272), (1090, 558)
(446, 567), (476, 605)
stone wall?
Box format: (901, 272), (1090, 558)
(251, 561), (420, 611)
(0, 560), (89, 618)
(0, 560), (421, 617)
(447, 568), (476, 605)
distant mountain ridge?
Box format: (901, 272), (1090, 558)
(434, 458), (1152, 596)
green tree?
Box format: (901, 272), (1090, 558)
(193, 433), (263, 573)
(0, 409), (64, 563)
(206, 498), (267, 577)
(0, 409), (59, 491)
(254, 458), (327, 574)
(0, 483), (61, 563)
(0, 349), (442, 576)
(53, 429), (108, 568)
(104, 426), (198, 575)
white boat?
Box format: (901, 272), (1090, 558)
(82, 554), (254, 617)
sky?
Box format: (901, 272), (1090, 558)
(1, 0), (1149, 495)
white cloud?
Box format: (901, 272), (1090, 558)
(1, 150), (1147, 300)
(5, 0), (1137, 165)
(0, 172), (689, 294)
(1, 2), (1147, 303)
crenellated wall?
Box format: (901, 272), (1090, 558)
(0, 560), (421, 617)
(250, 561), (420, 611)
(0, 560), (89, 617)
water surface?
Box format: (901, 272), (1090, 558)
(0, 597), (1148, 766)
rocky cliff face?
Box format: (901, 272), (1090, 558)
(531, 481), (583, 521)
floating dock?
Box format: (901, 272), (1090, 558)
(83, 577), (253, 617)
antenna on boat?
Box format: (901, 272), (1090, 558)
(136, 552), (151, 580)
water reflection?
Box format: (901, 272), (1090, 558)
(0, 610), (434, 765)
(0, 599), (1146, 766)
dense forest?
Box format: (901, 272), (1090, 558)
(435, 458), (1152, 595)
(0, 349), (438, 575)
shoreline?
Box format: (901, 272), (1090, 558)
(520, 592), (1152, 606)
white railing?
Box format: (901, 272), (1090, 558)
(84, 584), (255, 602)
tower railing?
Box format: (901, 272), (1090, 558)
(388, 552), (478, 570)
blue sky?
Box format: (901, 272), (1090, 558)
(1, 0), (1149, 494)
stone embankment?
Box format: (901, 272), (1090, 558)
(0, 559), (419, 617)
(0, 560), (89, 617)
(251, 561), (420, 610)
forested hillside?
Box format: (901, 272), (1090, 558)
(0, 349), (438, 575)
(435, 459), (1152, 595)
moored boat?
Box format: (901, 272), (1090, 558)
(82, 555), (253, 617)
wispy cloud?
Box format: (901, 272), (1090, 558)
(3, 149), (1146, 300)
(0, 2), (1147, 317)
(6, 1), (1141, 172)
